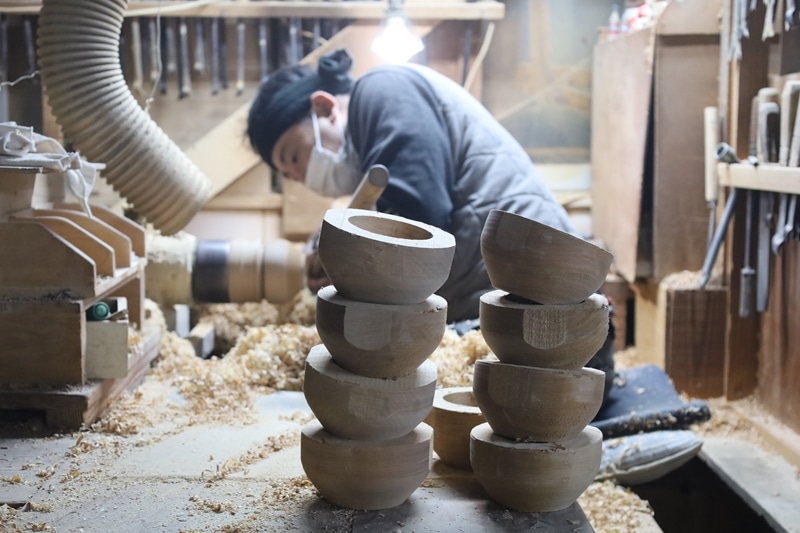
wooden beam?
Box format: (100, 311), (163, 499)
(718, 163), (800, 195)
(1, 1), (506, 20)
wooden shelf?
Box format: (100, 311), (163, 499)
(0, 1), (506, 20)
(717, 162), (800, 195)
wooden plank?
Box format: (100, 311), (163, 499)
(590, 27), (655, 283)
(699, 437), (800, 533)
(730, 400), (800, 470)
(663, 286), (727, 398)
(32, 208), (133, 269)
(4, 1), (506, 20)
(656, 0), (723, 36)
(54, 203), (146, 258)
(632, 279), (665, 367)
(718, 163), (800, 195)
(85, 319), (130, 380)
(652, 33), (720, 280)
(16, 215), (116, 276)
(0, 170), (36, 217)
(757, 239), (800, 433)
(0, 221), (96, 299)
(0, 300), (84, 385)
(110, 267), (145, 330)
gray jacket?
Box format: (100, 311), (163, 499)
(347, 65), (575, 321)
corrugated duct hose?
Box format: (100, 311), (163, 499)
(37, 0), (211, 235)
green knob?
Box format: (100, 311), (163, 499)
(86, 302), (111, 321)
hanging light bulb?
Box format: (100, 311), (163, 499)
(371, 0), (424, 64)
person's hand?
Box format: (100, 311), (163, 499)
(304, 230), (330, 294)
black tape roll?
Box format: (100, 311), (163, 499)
(192, 240), (231, 303)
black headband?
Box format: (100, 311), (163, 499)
(256, 49), (355, 169)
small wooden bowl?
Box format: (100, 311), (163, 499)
(480, 210), (613, 305)
(472, 360), (605, 442)
(317, 208), (456, 305)
(301, 419), (432, 510)
(480, 290), (609, 370)
(430, 387), (486, 470)
(316, 286), (448, 378)
(303, 344), (438, 441)
(470, 423), (602, 513)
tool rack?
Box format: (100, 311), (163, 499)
(0, 166), (160, 433)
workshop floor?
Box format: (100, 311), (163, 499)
(0, 391), (616, 533)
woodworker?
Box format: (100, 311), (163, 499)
(245, 49), (580, 319)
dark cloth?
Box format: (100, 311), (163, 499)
(347, 65), (576, 321)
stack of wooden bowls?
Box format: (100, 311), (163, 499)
(300, 208), (456, 510)
(470, 209), (614, 513)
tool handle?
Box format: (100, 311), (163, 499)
(704, 106), (719, 203)
(131, 19), (144, 97)
(179, 18), (191, 98)
(306, 165), (390, 281)
(236, 19), (245, 95)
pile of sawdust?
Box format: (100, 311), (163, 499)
(429, 329), (496, 388)
(578, 481), (654, 532)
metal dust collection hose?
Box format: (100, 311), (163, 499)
(37, 0), (211, 235)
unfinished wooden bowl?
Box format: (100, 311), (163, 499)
(480, 290), (609, 370)
(470, 423), (602, 513)
(316, 286), (447, 378)
(317, 208), (456, 305)
(480, 210), (613, 305)
(301, 419), (432, 510)
(472, 360), (605, 442)
(303, 345), (437, 441)
(430, 387), (486, 470)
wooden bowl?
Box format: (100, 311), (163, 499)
(317, 208), (456, 305)
(480, 210), (613, 305)
(301, 419), (432, 510)
(472, 360), (605, 442)
(470, 423), (602, 513)
(316, 285), (447, 378)
(430, 387), (486, 470)
(480, 290), (609, 370)
(303, 344), (438, 441)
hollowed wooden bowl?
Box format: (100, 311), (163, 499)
(472, 360), (605, 442)
(429, 387), (486, 469)
(301, 419), (432, 510)
(317, 208), (456, 305)
(480, 210), (613, 305)
(480, 290), (609, 370)
(303, 344), (437, 441)
(316, 286), (447, 378)
(470, 423), (602, 512)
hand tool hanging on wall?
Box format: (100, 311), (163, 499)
(312, 18), (322, 50)
(756, 191), (773, 311)
(149, 18), (160, 84)
(699, 143), (743, 289)
(166, 19), (178, 78)
(178, 17), (191, 99)
(23, 16), (37, 81)
(131, 19), (145, 98)
(739, 188), (756, 317)
(194, 18), (207, 75)
(288, 17), (302, 64)
(704, 106), (720, 248)
(762, 0), (777, 39)
(0, 15), (8, 122)
(758, 102), (780, 163)
(462, 24), (473, 86)
(236, 18), (246, 96)
(219, 18), (229, 90)
(771, 193), (788, 254)
(787, 0), (798, 30)
(140, 17), (151, 85)
(159, 17), (169, 94)
(210, 18), (221, 95)
(258, 18), (269, 82)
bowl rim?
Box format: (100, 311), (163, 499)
(473, 359), (606, 380)
(323, 208), (456, 250)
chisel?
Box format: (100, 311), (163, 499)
(22, 16), (36, 81)
(0, 15), (8, 121)
(194, 18), (206, 74)
(178, 17), (191, 99)
(159, 17), (169, 94)
(219, 18), (229, 90)
(288, 17), (301, 64)
(149, 18), (160, 83)
(236, 18), (245, 96)
(258, 18), (269, 82)
(166, 20), (178, 76)
(739, 189), (756, 318)
(131, 19), (145, 98)
(210, 18), (220, 95)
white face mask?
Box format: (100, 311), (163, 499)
(305, 111), (360, 198)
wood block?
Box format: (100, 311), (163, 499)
(0, 299), (84, 385)
(633, 279), (726, 397)
(85, 319), (129, 380)
(162, 304), (191, 338)
(189, 321), (215, 359)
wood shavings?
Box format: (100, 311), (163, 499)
(429, 329), (496, 388)
(276, 288), (317, 326)
(202, 431), (301, 483)
(578, 481), (654, 532)
(661, 269), (722, 290)
(188, 496), (238, 515)
(193, 301), (281, 354)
